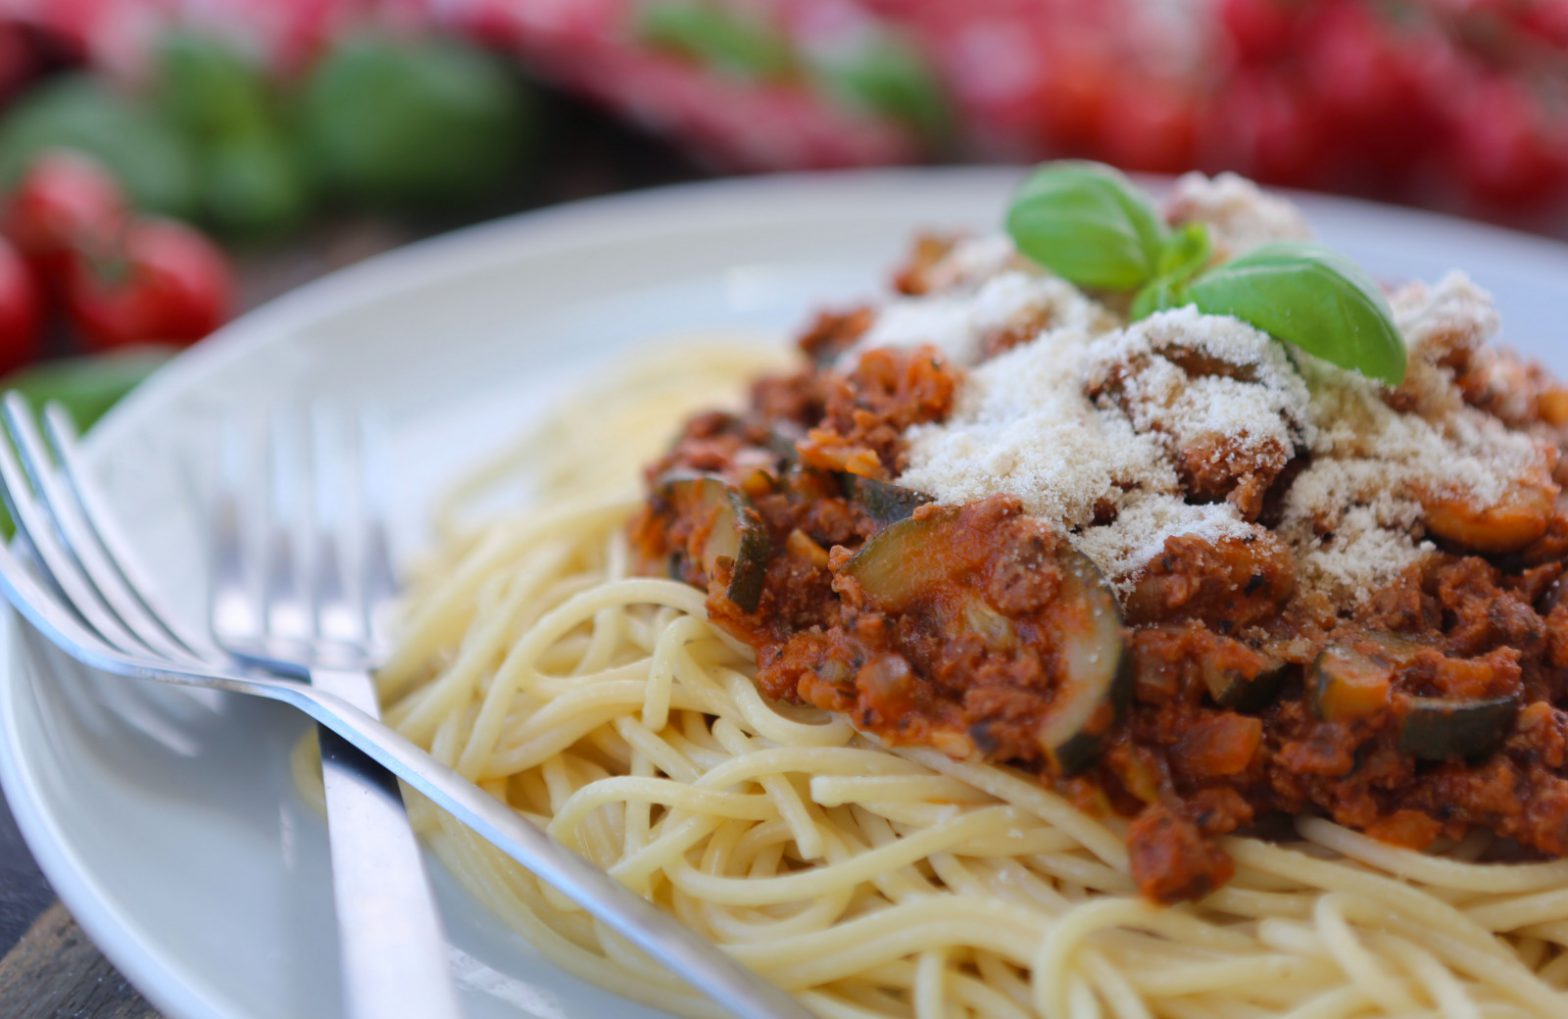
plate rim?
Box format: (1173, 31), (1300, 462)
(3, 165), (1568, 1019)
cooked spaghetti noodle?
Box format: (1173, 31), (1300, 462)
(292, 340), (1568, 1019)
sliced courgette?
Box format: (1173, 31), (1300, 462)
(1202, 652), (1287, 712)
(843, 509), (954, 611)
(1039, 548), (1133, 775)
(845, 509), (1130, 775)
(658, 473), (771, 613)
(1398, 696), (1517, 761)
(839, 474), (933, 526)
(1310, 643), (1393, 723)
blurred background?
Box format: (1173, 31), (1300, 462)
(0, 0), (1565, 1011)
(0, 0), (1564, 437)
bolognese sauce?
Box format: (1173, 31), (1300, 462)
(630, 172), (1568, 904)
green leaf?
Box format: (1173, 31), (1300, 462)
(153, 32), (272, 142)
(1182, 242), (1407, 385)
(1005, 161), (1168, 291)
(638, 2), (795, 81)
(199, 129), (312, 242)
(301, 35), (534, 212)
(812, 34), (951, 146)
(0, 350), (173, 538)
(0, 76), (198, 218)
(1132, 222), (1211, 320)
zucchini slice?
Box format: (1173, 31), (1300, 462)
(839, 474), (933, 526)
(1310, 643), (1393, 722)
(659, 474), (771, 613)
(1202, 653), (1287, 712)
(846, 509), (1130, 775)
(1039, 548), (1133, 775)
(1398, 696), (1517, 760)
(843, 510), (955, 611)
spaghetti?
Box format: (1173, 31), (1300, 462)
(334, 342), (1568, 1019)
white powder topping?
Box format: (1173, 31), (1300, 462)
(850, 269), (1111, 368)
(1163, 171), (1311, 259)
(847, 179), (1554, 605)
(1084, 307), (1314, 466)
(1071, 494), (1256, 595)
(1393, 271), (1499, 361)
(900, 324), (1174, 526)
(923, 234), (1019, 291)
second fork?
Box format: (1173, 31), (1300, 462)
(208, 407), (461, 1019)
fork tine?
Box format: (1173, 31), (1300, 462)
(42, 404), (215, 660)
(310, 405), (362, 649)
(0, 405), (150, 656)
(210, 413), (262, 647)
(357, 412), (398, 655)
(8, 398), (205, 665)
(262, 407), (311, 644)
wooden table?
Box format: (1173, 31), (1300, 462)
(3, 90), (1567, 1016)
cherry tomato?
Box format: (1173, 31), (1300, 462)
(0, 237), (41, 375)
(1218, 0), (1302, 66)
(1451, 76), (1568, 211)
(1096, 78), (1198, 174)
(1037, 46), (1114, 151)
(1204, 72), (1331, 188)
(64, 218), (231, 351)
(3, 150), (127, 281)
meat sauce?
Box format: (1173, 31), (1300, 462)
(629, 241), (1568, 904)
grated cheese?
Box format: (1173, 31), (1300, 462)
(850, 269), (1110, 368)
(854, 175), (1556, 605)
(1163, 171), (1312, 259)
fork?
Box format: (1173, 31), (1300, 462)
(0, 395), (811, 1019)
(206, 407), (461, 1019)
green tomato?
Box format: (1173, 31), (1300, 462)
(200, 130), (312, 242)
(0, 76), (198, 218)
(300, 35), (533, 212)
(154, 32), (272, 142)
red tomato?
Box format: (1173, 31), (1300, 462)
(3, 150), (127, 283)
(64, 219), (232, 351)
(1451, 76), (1568, 211)
(1038, 46), (1114, 151)
(1204, 73), (1331, 188)
(0, 237), (42, 375)
(1096, 79), (1199, 174)
(1218, 0), (1302, 66)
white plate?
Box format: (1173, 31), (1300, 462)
(4, 168), (1568, 1019)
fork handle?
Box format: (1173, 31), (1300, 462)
(313, 667), (462, 1019)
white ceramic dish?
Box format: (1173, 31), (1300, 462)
(3, 168), (1568, 1019)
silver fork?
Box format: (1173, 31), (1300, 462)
(208, 408), (460, 1019)
(0, 394), (811, 1019)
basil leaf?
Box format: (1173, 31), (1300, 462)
(813, 34), (952, 146)
(1183, 242), (1407, 385)
(1131, 223), (1211, 320)
(1005, 161), (1168, 291)
(638, 2), (795, 81)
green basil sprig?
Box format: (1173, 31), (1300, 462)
(1005, 162), (1407, 385)
(1159, 242), (1406, 385)
(1004, 161), (1167, 291)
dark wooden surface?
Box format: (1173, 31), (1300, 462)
(4, 82), (1568, 1017)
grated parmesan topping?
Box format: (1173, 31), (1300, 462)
(855, 175), (1555, 604)
(1163, 171), (1312, 260)
(849, 269), (1112, 368)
